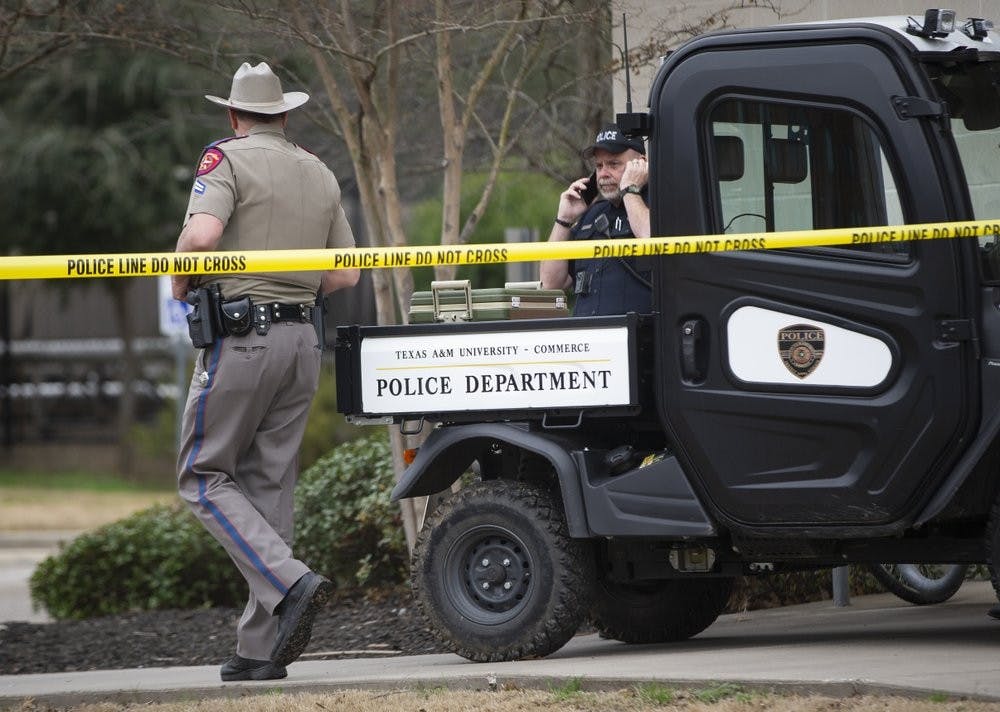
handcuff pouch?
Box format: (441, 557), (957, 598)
(220, 297), (253, 337)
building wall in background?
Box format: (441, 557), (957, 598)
(612, 1), (1000, 115)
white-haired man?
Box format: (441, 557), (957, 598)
(541, 123), (651, 315)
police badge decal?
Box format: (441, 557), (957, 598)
(778, 324), (824, 379)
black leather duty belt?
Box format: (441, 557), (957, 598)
(250, 302), (313, 335)
(255, 302), (313, 325)
(220, 297), (313, 337)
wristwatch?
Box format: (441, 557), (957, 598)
(622, 184), (643, 195)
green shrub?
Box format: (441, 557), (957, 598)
(30, 503), (244, 619)
(294, 431), (408, 589)
(30, 430), (404, 620)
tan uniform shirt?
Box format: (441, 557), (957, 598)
(184, 124), (355, 303)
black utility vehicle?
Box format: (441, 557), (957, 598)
(335, 11), (1000, 661)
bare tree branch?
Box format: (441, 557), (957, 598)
(0, 0), (76, 80)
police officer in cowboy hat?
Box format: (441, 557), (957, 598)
(540, 122), (651, 316)
(172, 61), (359, 681)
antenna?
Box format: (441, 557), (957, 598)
(623, 13), (633, 115)
(616, 13), (650, 139)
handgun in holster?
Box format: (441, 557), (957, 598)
(185, 284), (224, 349)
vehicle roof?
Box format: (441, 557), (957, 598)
(779, 14), (1000, 54)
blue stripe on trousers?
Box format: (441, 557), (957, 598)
(184, 339), (289, 596)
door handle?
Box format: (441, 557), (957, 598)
(681, 318), (707, 382)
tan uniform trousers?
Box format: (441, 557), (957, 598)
(177, 321), (319, 660)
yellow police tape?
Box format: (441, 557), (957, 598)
(1, 219), (998, 280)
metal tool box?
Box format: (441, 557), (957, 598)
(408, 280), (568, 323)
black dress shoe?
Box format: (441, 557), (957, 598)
(270, 571), (333, 666)
(220, 655), (287, 681)
(988, 604), (1000, 620)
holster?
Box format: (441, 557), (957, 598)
(185, 284), (224, 349)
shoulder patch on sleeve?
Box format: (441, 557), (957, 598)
(197, 148), (225, 176)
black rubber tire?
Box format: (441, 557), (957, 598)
(412, 479), (594, 662)
(590, 576), (734, 644)
(867, 563), (968, 605)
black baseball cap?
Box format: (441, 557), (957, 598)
(582, 123), (646, 158)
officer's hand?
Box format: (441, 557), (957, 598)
(557, 177), (591, 223)
(619, 156), (648, 191)
(172, 275), (191, 301)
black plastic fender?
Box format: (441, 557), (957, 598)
(390, 422), (593, 538)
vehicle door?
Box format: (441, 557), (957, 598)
(650, 30), (981, 530)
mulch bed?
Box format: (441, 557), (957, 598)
(0, 590), (447, 675)
(0, 575), (860, 674)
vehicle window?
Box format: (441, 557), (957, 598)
(710, 99), (908, 259)
(929, 62), (1000, 282)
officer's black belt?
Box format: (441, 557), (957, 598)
(255, 302), (313, 323)
(218, 296), (314, 338)
(250, 302), (313, 336)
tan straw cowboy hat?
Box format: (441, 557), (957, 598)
(205, 62), (309, 114)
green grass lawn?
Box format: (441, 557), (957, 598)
(0, 469), (173, 492)
(0, 469), (175, 531)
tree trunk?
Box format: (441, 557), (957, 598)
(109, 281), (137, 478)
(0, 281), (11, 449)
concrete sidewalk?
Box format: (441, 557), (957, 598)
(3, 581), (1000, 707)
(0, 530), (79, 624)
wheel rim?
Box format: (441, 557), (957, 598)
(443, 524), (533, 625)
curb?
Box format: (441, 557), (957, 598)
(2, 673), (994, 709)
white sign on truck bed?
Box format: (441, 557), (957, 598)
(338, 315), (640, 422)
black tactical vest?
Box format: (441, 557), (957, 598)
(568, 199), (652, 316)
